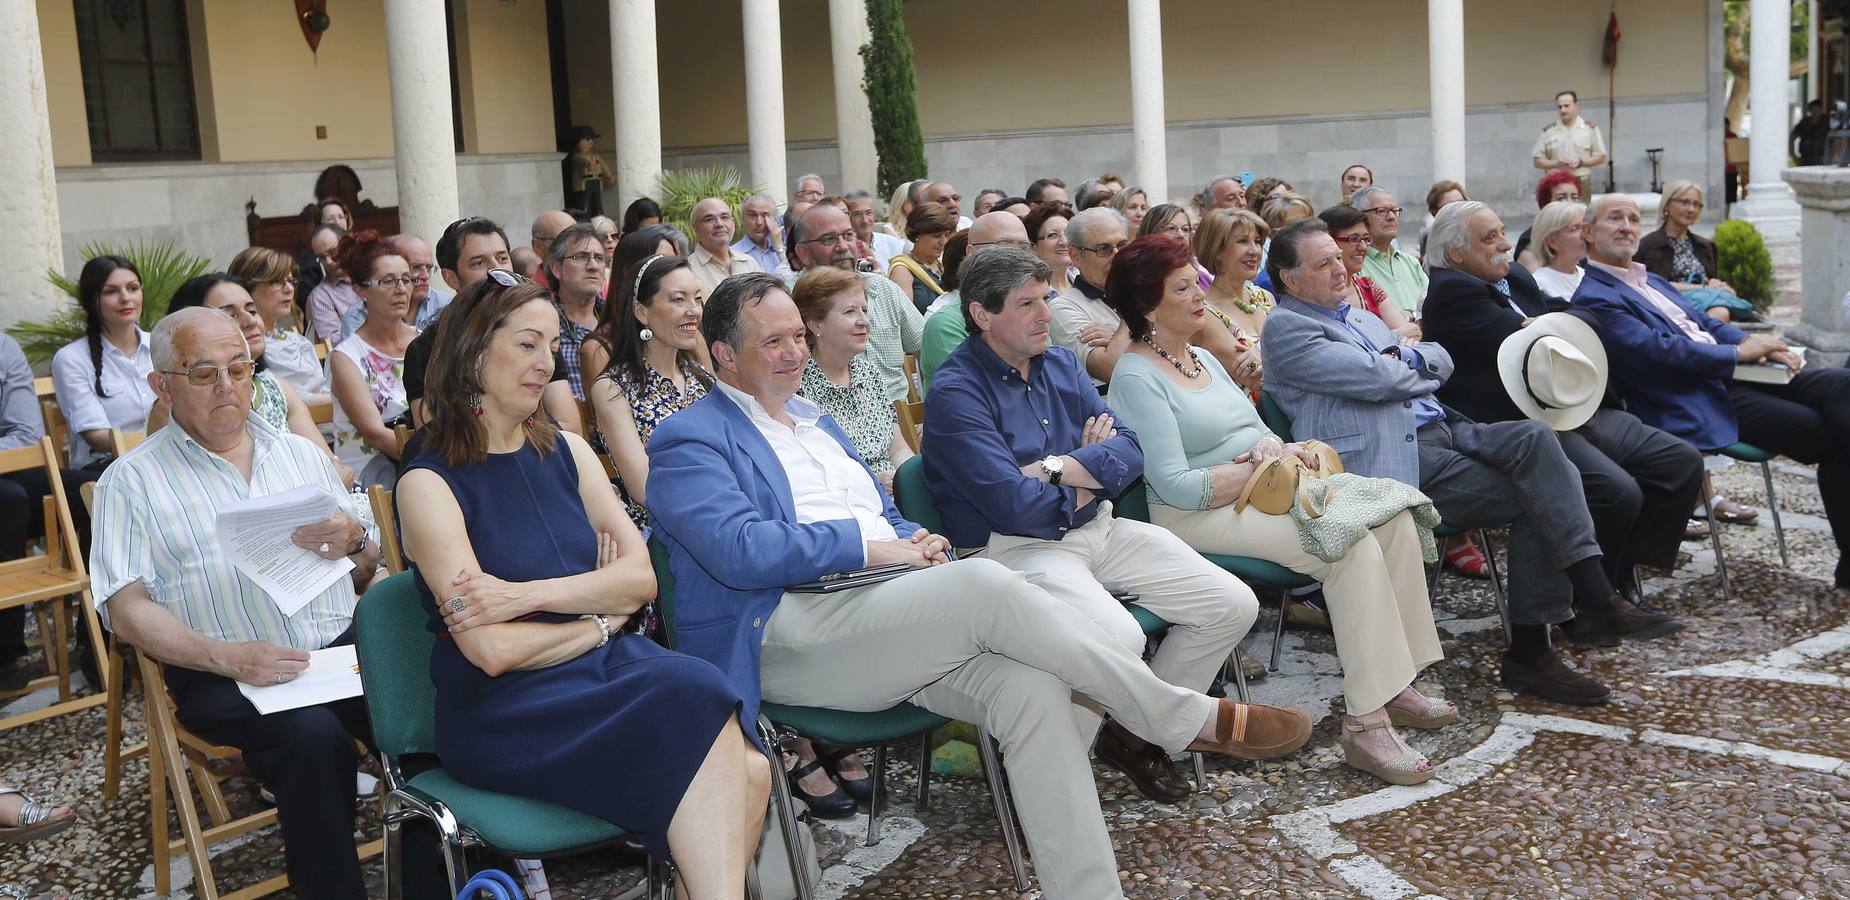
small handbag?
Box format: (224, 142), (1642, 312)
(1234, 441), (1343, 518)
(753, 800), (821, 900)
(457, 868), (525, 900)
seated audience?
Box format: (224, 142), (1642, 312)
(1192, 209), (1273, 398)
(527, 210), (577, 291)
(1247, 177), (1293, 211)
(395, 277), (767, 894)
(153, 274), (354, 486)
(228, 247), (328, 406)
(1635, 181), (1750, 322)
(888, 202), (956, 313)
(1261, 219), (1680, 706)
(1104, 235), (1452, 785)
(1340, 164), (1374, 204)
(1073, 178), (1115, 211)
(846, 189), (908, 271)
(1050, 208), (1133, 389)
(1420, 201), (1703, 612)
(51, 255), (156, 470)
(880, 181), (917, 237)
(1514, 171), (1582, 268)
(335, 234), (453, 342)
(1420, 180), (1468, 256)
(688, 198), (762, 294)
(732, 195), (785, 275)
(1198, 175), (1247, 214)
(91, 307), (444, 899)
(1024, 203), (1076, 294)
(792, 173), (826, 205)
(921, 213), (1029, 392)
(1108, 186), (1149, 231)
(925, 181), (974, 230)
(1259, 194), (1315, 233)
(546, 222), (609, 399)
(785, 203), (923, 402)
(996, 196), (1034, 219)
(1026, 176), (1069, 210)
(621, 197), (663, 235)
(318, 197), (354, 231)
(304, 224), (360, 341)
(921, 230), (970, 320)
(1321, 205), (1421, 341)
(1140, 203), (1214, 291)
(584, 254), (712, 531)
(511, 247), (543, 280)
(1528, 200), (1592, 301)
(648, 272), (1308, 898)
(328, 230), (418, 488)
(1349, 187), (1427, 319)
(1575, 194), (1850, 589)
(972, 188), (1008, 218)
(795, 266), (915, 490)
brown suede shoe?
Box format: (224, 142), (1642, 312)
(1096, 721), (1192, 802)
(1185, 699), (1313, 760)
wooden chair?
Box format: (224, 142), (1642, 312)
(893, 399), (924, 454)
(314, 340), (331, 362)
(902, 355), (923, 404)
(138, 649), (382, 899)
(0, 437), (110, 735)
(100, 429), (150, 797)
(307, 400), (335, 426)
(368, 486), (407, 575)
(393, 424), (413, 457)
(38, 398), (71, 469)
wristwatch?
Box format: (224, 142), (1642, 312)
(1040, 455), (1065, 486)
(346, 535), (369, 557)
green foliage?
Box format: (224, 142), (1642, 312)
(654, 166), (761, 245)
(861, 0), (927, 198)
(1713, 219), (1776, 315)
(7, 239), (212, 363)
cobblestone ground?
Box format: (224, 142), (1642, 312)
(2, 460), (1845, 899)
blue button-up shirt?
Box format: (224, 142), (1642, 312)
(1307, 301), (1445, 429)
(335, 285), (453, 344)
(922, 335), (1142, 548)
(732, 235), (783, 275)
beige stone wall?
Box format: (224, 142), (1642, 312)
(453, 0), (557, 155)
(36, 0), (89, 167)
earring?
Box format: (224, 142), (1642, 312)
(638, 327), (654, 342)
(467, 393), (483, 417)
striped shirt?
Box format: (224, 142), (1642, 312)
(90, 412), (374, 651)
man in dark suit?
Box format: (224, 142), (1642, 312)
(1421, 201), (1703, 624)
(1574, 194), (1850, 589)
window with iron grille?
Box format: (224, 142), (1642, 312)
(74, 0), (201, 161)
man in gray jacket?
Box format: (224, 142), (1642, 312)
(1259, 219), (1679, 706)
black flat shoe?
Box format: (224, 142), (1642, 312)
(1500, 650), (1611, 706)
(814, 742), (874, 805)
(785, 757), (857, 819)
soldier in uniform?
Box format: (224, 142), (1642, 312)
(1531, 90), (1608, 196)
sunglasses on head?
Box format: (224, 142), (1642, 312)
(486, 268), (531, 287)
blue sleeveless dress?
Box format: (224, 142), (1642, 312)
(403, 439), (745, 860)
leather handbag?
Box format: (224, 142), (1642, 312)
(1234, 441), (1343, 518)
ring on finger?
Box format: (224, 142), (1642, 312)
(446, 596), (465, 615)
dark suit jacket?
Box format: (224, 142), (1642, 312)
(1421, 266), (1546, 424)
(1571, 264), (1747, 450)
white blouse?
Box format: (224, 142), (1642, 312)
(1531, 265), (1586, 302)
(50, 330), (155, 467)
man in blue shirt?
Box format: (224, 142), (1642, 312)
(732, 194), (785, 274)
(925, 247), (1268, 804)
(1261, 219), (1681, 709)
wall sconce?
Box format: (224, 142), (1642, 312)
(297, 0), (330, 57)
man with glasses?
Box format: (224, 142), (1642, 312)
(786, 203), (922, 401)
(845, 189), (907, 271)
(792, 173), (825, 204)
(927, 181), (974, 230)
(732, 195), (785, 274)
(918, 211), (1032, 392)
(333, 234), (452, 343)
(1049, 207), (1131, 389)
(1350, 186), (1428, 319)
(91, 307), (451, 899)
(689, 197), (762, 294)
(545, 222), (609, 399)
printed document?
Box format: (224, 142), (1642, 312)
(216, 485), (354, 616)
(236, 644), (364, 715)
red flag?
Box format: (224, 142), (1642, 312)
(1602, 12), (1621, 67)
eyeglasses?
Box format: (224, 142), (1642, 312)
(361, 275), (415, 289)
(1076, 241), (1130, 257)
(408, 263), (439, 276)
(1334, 234), (1371, 246)
(970, 239), (1033, 251)
(803, 231), (857, 247)
(162, 360), (256, 387)
(1363, 206), (1404, 218)
(1669, 197), (1704, 210)
(1161, 224), (1195, 236)
(793, 189), (823, 201)
(486, 268), (531, 287)
(564, 251), (609, 268)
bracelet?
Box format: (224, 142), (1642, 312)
(580, 614), (612, 648)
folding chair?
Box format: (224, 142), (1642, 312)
(307, 400), (335, 427)
(354, 572), (675, 898)
(0, 437), (109, 735)
(368, 486), (407, 574)
(38, 397), (71, 469)
(1701, 441), (1788, 605)
(100, 429), (149, 797)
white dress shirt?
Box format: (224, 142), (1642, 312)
(714, 379), (898, 561)
(1531, 265), (1586, 302)
(50, 329), (156, 467)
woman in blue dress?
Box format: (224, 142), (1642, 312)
(396, 271), (769, 895)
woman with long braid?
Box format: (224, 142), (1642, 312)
(50, 255), (156, 469)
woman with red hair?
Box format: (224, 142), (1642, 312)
(1105, 235), (1454, 787)
(328, 230), (417, 487)
(1514, 171), (1584, 269)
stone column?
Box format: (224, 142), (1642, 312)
(828, 0), (877, 194)
(383, 0), (461, 245)
(1426, 0), (1467, 185)
(0, 2), (64, 330)
(743, 0), (788, 205)
(611, 0), (663, 211)
(1808, 0), (1821, 102)
(1782, 168), (1850, 365)
(1126, 0), (1167, 202)
(1731, 0), (1801, 232)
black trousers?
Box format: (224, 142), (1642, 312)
(0, 467), (100, 665)
(1557, 408), (1705, 585)
(163, 629), (447, 900)
(1728, 367), (1850, 584)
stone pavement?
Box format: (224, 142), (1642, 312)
(2, 460), (1846, 899)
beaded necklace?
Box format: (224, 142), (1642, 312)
(1142, 332), (1203, 378)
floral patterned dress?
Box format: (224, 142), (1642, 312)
(600, 356), (711, 530)
(330, 331), (410, 487)
(799, 355), (899, 475)
(252, 369), (291, 433)
(1205, 284), (1275, 404)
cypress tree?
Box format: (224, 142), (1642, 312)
(860, 0), (928, 196)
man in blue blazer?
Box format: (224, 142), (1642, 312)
(1575, 194), (1850, 589)
(1261, 219), (1677, 707)
(648, 273), (1313, 899)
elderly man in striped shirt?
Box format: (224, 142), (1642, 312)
(90, 308), (439, 899)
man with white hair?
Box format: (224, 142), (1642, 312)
(845, 189), (907, 270)
(732, 194), (784, 274)
(1351, 186), (1427, 318)
(1199, 176), (1246, 212)
(1575, 193), (1850, 590)
(917, 212), (1033, 391)
(689, 197), (761, 294)
(529, 209), (577, 291)
(792, 173), (825, 204)
(1420, 201), (1703, 619)
(1048, 207), (1131, 389)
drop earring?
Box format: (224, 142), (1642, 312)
(638, 327), (654, 342)
(467, 393), (483, 417)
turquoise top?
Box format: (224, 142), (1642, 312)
(1108, 347), (1272, 510)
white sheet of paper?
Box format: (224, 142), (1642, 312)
(236, 644), (364, 715)
(216, 484), (355, 617)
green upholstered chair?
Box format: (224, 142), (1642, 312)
(648, 537), (1029, 893)
(353, 571), (669, 899)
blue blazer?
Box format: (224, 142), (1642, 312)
(1572, 264), (1747, 451)
(645, 390), (922, 725)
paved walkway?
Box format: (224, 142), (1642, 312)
(2, 461), (1844, 898)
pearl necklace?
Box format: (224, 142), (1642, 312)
(1143, 332), (1203, 378)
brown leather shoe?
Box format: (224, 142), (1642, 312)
(1185, 699), (1313, 760)
(1095, 721), (1192, 802)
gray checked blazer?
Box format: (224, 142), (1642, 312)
(1259, 294), (1455, 487)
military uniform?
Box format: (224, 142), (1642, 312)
(1532, 116), (1607, 193)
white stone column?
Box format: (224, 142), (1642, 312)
(1732, 0), (1801, 229)
(1126, 0), (1168, 201)
(743, 0), (788, 205)
(0, 2), (64, 330)
(1783, 168), (1850, 364)
(611, 0), (662, 211)
(1426, 0), (1467, 185)
(1808, 0), (1821, 102)
(384, 0), (461, 244)
(828, 0), (877, 194)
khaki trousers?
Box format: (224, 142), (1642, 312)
(978, 506), (1257, 743)
(1154, 505), (1441, 714)
(758, 557), (1218, 899)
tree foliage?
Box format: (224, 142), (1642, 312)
(860, 0), (927, 198)
(7, 239), (212, 363)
